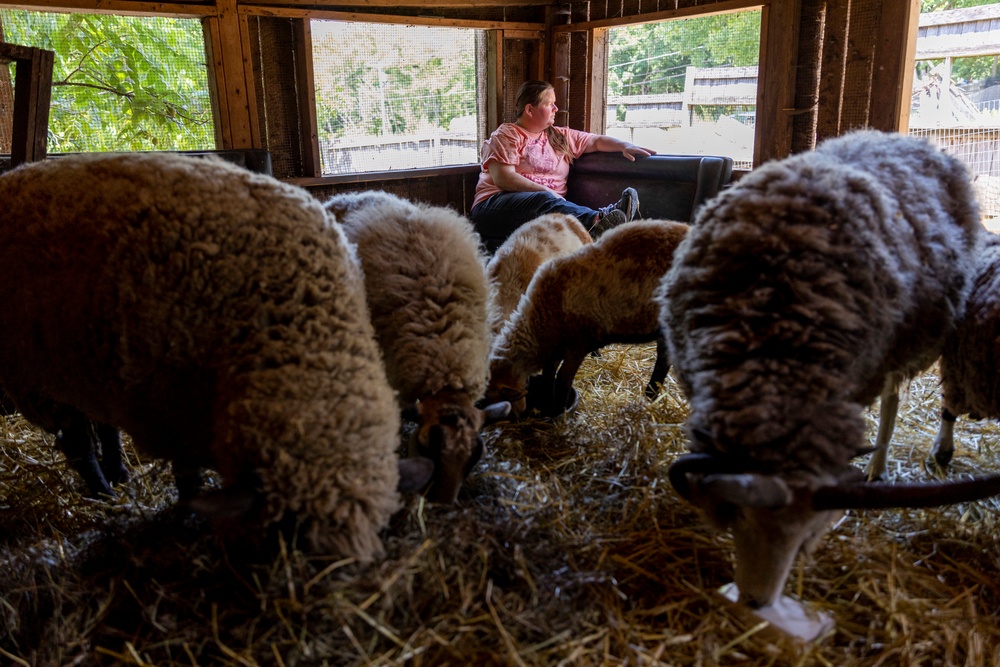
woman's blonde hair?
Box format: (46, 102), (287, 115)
(515, 80), (575, 163)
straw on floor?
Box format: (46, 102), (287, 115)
(2, 343), (999, 666)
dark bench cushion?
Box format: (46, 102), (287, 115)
(566, 152), (733, 223)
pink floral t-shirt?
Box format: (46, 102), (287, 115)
(472, 123), (597, 208)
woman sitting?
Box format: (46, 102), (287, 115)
(471, 79), (655, 252)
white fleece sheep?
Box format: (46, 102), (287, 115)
(0, 153), (431, 560)
(486, 219), (689, 418)
(325, 191), (508, 504)
(486, 212), (593, 337)
(932, 231), (1000, 466)
(660, 130), (981, 608)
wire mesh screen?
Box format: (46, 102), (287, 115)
(0, 10), (214, 154)
(909, 2), (1000, 226)
(605, 9), (760, 169)
(311, 21), (485, 176)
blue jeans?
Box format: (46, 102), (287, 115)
(471, 191), (600, 253)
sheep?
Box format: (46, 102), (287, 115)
(486, 212), (593, 337)
(0, 153), (432, 560)
(931, 231), (1000, 467)
(486, 219), (689, 418)
(660, 129), (982, 609)
(324, 190), (509, 504)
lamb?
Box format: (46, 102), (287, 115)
(486, 219), (689, 418)
(324, 191), (509, 504)
(660, 130), (983, 609)
(0, 153), (432, 560)
(931, 231), (1000, 467)
(486, 212), (593, 337)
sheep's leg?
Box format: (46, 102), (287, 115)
(930, 407), (957, 468)
(550, 348), (588, 417)
(96, 423), (130, 485)
(645, 336), (670, 400)
(57, 417), (114, 497)
(865, 385), (900, 480)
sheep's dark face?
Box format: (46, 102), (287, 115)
(411, 393), (487, 504)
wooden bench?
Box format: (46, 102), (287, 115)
(566, 152), (734, 223)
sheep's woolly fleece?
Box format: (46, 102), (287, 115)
(333, 192), (492, 404)
(486, 212), (593, 337)
(493, 219), (689, 383)
(0, 153), (401, 561)
(661, 129), (981, 477)
(939, 230), (1000, 419)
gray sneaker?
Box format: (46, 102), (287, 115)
(588, 208), (628, 237)
(589, 187), (639, 237)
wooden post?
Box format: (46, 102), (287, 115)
(754, 0), (801, 166)
(204, 0), (258, 149)
(869, 0), (920, 131)
(0, 43), (54, 168)
(294, 19), (321, 177)
(587, 27), (608, 133)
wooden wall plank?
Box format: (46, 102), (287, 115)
(815, 0), (849, 142)
(293, 19), (321, 176)
(1, 44), (54, 166)
(754, 0), (800, 165)
(588, 28), (609, 132)
(869, 0), (919, 131)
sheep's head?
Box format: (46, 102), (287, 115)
(406, 390), (510, 503)
(668, 448), (857, 608)
(484, 362), (529, 418)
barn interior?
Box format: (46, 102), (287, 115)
(3, 0), (1000, 665)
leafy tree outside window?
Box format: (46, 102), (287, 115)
(1, 10), (214, 153)
(311, 21), (483, 175)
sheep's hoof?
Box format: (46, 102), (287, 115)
(930, 448), (953, 469)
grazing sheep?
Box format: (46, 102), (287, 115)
(932, 231), (1000, 467)
(0, 153), (431, 560)
(486, 219), (689, 418)
(325, 191), (509, 504)
(661, 130), (981, 609)
(486, 212), (593, 336)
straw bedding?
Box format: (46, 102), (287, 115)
(2, 344), (1000, 665)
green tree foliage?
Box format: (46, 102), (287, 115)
(917, 1), (1000, 89)
(1, 9), (214, 152)
(608, 11), (761, 97)
(312, 22), (477, 140)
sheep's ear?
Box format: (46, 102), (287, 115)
(187, 488), (256, 519)
(481, 401), (511, 424)
(398, 456), (435, 494)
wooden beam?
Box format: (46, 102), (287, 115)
(246, 0), (544, 6)
(0, 0), (215, 17)
(0, 43), (54, 166)
(487, 29), (502, 132)
(754, 0), (800, 165)
(551, 0), (766, 32)
(870, 0), (919, 131)
(294, 19), (321, 177)
(206, 0), (256, 148)
(815, 0), (849, 143)
(238, 5), (542, 31)
(587, 28), (608, 133)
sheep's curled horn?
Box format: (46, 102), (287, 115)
(669, 452), (1000, 510)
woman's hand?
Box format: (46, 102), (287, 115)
(589, 135), (656, 161)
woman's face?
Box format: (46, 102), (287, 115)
(522, 88), (557, 131)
